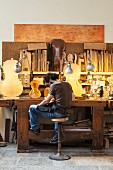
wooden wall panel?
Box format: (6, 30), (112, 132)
(14, 24), (104, 43)
(2, 42), (28, 62)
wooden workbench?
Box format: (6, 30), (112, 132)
(0, 97), (106, 153)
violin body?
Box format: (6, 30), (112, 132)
(29, 80), (41, 98)
(1, 58), (23, 97)
(44, 87), (50, 97)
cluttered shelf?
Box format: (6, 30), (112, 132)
(2, 42), (113, 102)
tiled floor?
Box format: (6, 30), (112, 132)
(0, 143), (113, 170)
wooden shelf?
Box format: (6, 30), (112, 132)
(20, 71), (63, 75)
(81, 83), (92, 86)
(33, 71), (61, 75)
(20, 71), (113, 75)
(80, 72), (113, 75)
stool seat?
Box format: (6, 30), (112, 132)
(51, 117), (69, 122)
(49, 116), (71, 161)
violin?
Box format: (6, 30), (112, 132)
(44, 87), (50, 97)
(29, 79), (41, 98)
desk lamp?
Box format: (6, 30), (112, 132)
(14, 50), (33, 81)
(63, 55), (73, 74)
(65, 63), (73, 74)
(86, 54), (95, 71)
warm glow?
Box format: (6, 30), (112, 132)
(64, 73), (82, 97)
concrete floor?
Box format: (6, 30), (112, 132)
(0, 143), (113, 170)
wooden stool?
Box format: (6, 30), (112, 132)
(49, 117), (71, 161)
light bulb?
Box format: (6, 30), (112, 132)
(86, 62), (95, 71)
(65, 63), (73, 74)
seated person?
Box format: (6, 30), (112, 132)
(29, 73), (74, 143)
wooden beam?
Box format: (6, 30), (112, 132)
(14, 24), (104, 43)
(84, 43), (106, 50)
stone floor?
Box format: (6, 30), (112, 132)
(0, 143), (113, 170)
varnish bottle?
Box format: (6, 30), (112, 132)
(100, 86), (104, 98)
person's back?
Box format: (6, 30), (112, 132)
(29, 73), (73, 143)
(49, 80), (72, 109)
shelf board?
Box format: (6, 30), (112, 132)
(81, 83), (92, 86)
(20, 71), (61, 75)
(33, 71), (60, 75)
(20, 71), (113, 75)
(80, 72), (113, 75)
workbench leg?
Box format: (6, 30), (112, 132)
(17, 106), (30, 153)
(92, 106), (104, 152)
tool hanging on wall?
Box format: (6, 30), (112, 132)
(5, 119), (11, 142)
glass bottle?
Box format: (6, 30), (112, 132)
(100, 86), (103, 98)
(94, 89), (97, 99)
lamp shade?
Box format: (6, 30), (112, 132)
(65, 63), (73, 74)
(86, 62), (95, 71)
(14, 63), (22, 73)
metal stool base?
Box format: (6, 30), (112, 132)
(49, 153), (71, 161)
(0, 142), (7, 147)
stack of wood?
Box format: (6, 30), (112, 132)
(20, 43), (48, 72)
(104, 122), (113, 148)
(104, 122), (113, 137)
(84, 43), (108, 72)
